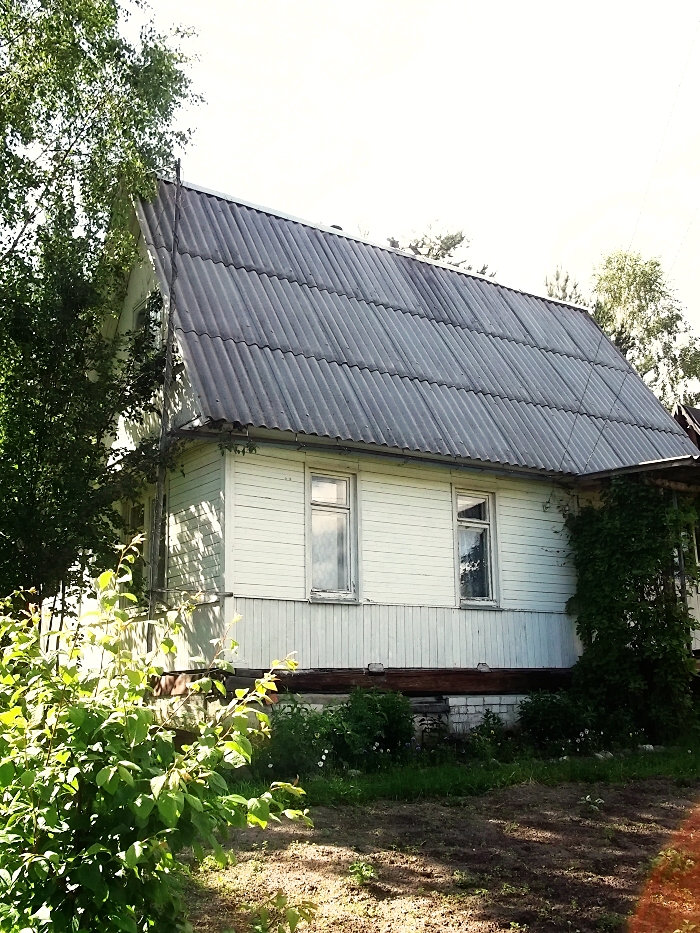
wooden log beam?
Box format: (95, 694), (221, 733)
(274, 667), (572, 696)
(153, 667), (573, 698)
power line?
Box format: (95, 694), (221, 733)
(556, 326), (607, 473)
(670, 201), (700, 272)
(581, 366), (635, 474)
(628, 18), (700, 251)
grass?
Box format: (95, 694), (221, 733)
(235, 746), (700, 806)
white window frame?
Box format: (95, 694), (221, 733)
(306, 468), (358, 602)
(453, 487), (498, 607)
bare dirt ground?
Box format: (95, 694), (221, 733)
(185, 778), (700, 933)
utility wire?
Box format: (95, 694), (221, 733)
(556, 325), (608, 473)
(670, 201), (700, 272)
(581, 366), (635, 474)
(628, 18), (700, 251)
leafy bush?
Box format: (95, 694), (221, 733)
(518, 691), (648, 756)
(330, 688), (414, 770)
(467, 709), (509, 760)
(0, 541), (309, 933)
(566, 478), (698, 741)
(252, 697), (336, 777)
(518, 691), (597, 756)
(256, 688), (415, 778)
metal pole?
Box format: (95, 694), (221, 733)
(147, 161), (182, 642)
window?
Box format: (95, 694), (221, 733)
(310, 473), (354, 596)
(456, 492), (493, 601)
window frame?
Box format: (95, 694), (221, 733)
(453, 487), (498, 607)
(306, 467), (358, 602)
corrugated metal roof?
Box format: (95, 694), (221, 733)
(137, 179), (697, 476)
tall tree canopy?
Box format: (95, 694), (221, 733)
(0, 0), (194, 599)
(546, 251), (700, 409)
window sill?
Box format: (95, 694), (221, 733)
(309, 592), (359, 604)
(460, 599), (500, 610)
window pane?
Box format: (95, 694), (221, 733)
(312, 508), (349, 591)
(459, 526), (490, 599)
(312, 475), (348, 507)
(457, 494), (488, 522)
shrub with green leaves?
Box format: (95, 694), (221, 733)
(518, 691), (599, 756)
(252, 697), (336, 777)
(256, 688), (415, 778)
(0, 540), (309, 933)
(518, 691), (647, 756)
(566, 478), (699, 741)
(467, 709), (509, 760)
(330, 688), (414, 770)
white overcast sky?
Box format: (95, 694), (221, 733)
(140, 0), (700, 325)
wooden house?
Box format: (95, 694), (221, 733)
(118, 178), (700, 728)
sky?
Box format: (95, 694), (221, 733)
(139, 0), (700, 324)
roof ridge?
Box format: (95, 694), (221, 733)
(162, 242), (629, 375)
(157, 176), (594, 315)
(175, 324), (684, 438)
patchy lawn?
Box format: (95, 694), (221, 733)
(185, 777), (700, 932)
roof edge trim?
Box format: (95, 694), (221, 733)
(171, 424), (585, 483)
(580, 453), (700, 482)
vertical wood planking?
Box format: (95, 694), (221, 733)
(216, 598), (580, 670)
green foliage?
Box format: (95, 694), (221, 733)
(255, 689), (415, 778)
(518, 691), (599, 756)
(466, 709), (508, 760)
(0, 0), (195, 600)
(593, 251), (700, 407)
(545, 251), (700, 407)
(253, 697), (335, 778)
(0, 0), (194, 261)
(243, 892), (317, 933)
(566, 478), (699, 741)
(330, 688), (414, 769)
(0, 540), (310, 933)
(347, 860), (377, 886)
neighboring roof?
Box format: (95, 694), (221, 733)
(136, 179), (697, 477)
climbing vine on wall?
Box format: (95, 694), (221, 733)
(566, 478), (698, 741)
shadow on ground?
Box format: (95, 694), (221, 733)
(186, 777), (700, 933)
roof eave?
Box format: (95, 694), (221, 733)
(580, 453), (700, 483)
(171, 424), (581, 484)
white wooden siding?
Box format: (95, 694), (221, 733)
(361, 473), (456, 605)
(232, 598), (580, 670)
(227, 447), (576, 614)
(685, 589), (700, 651)
(231, 454), (306, 600)
(167, 443), (225, 664)
(217, 446), (581, 671)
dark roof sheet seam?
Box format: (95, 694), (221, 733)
(165, 247), (633, 376)
(176, 327), (684, 438)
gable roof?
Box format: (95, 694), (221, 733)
(136, 179), (697, 477)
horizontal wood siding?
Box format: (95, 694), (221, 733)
(228, 447), (576, 614)
(232, 597), (580, 671)
(167, 443), (224, 664)
(495, 483), (575, 612)
(231, 453), (306, 599)
(686, 590), (700, 650)
(361, 473), (455, 605)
